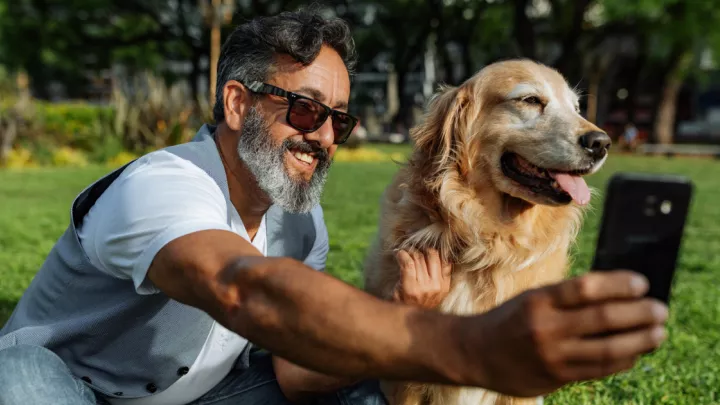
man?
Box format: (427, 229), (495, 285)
(0, 9), (668, 405)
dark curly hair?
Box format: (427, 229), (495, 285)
(213, 8), (358, 123)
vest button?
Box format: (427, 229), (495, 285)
(177, 366), (189, 376)
(81, 376), (92, 384)
(146, 383), (157, 393)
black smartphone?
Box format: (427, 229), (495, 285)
(591, 172), (694, 305)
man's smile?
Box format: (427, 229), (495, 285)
(292, 150), (315, 165)
(286, 148), (319, 177)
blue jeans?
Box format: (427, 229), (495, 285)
(0, 345), (387, 405)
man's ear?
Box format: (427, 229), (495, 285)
(223, 80), (251, 131)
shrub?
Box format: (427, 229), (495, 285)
(108, 73), (208, 153)
(2, 71), (213, 168)
(0, 95), (36, 168)
(36, 102), (114, 152)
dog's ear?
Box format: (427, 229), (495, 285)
(410, 84), (471, 171)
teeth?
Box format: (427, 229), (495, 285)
(293, 151), (314, 164)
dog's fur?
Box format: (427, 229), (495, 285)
(363, 59), (609, 405)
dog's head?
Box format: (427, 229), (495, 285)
(413, 59), (610, 208)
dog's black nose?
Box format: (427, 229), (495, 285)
(579, 131), (611, 159)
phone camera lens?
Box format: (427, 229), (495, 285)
(661, 200), (672, 215)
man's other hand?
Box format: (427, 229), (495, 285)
(391, 248), (452, 309)
(451, 270), (669, 397)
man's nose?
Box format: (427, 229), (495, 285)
(304, 117), (335, 149)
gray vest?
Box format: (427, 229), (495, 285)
(0, 125), (319, 399)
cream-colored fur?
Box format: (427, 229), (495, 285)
(363, 59), (608, 405)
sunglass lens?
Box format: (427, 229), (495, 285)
(332, 113), (357, 144)
(289, 98), (327, 131)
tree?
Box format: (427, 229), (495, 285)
(425, 0), (512, 85)
(338, 0), (433, 133)
(602, 0), (720, 144)
(0, 0), (208, 99)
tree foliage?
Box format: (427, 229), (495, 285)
(1, 0), (720, 143)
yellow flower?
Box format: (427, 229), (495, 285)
(4, 148), (38, 169)
(105, 151), (139, 168)
(51, 147), (88, 167)
(333, 148), (409, 163)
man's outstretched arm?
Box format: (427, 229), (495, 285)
(148, 230), (462, 384)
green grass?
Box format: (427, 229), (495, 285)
(1, 151), (719, 404)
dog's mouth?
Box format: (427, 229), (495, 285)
(500, 153), (592, 206)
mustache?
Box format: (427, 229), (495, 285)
(283, 139), (329, 161)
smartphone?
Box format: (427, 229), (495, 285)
(591, 172), (694, 305)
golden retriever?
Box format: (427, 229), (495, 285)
(363, 59), (611, 405)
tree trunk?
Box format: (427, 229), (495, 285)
(427, 0), (454, 84)
(392, 68), (411, 134)
(586, 70), (600, 124)
(190, 48), (201, 104)
(625, 35), (648, 124)
(512, 0), (535, 59)
(553, 0), (593, 75)
(0, 73), (29, 167)
(654, 51), (693, 145)
(0, 119), (17, 167)
(460, 39), (474, 82)
(584, 51), (613, 124)
(209, 22), (221, 108)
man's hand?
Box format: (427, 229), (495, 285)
(453, 270), (668, 397)
(392, 248), (452, 309)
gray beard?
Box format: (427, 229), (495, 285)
(236, 106), (331, 214)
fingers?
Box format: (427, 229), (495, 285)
(441, 260), (452, 278)
(393, 248), (452, 308)
(395, 250), (417, 286)
(549, 270), (649, 309)
(565, 298), (668, 337)
(441, 260), (452, 293)
(562, 325), (667, 363)
(425, 249), (442, 284)
(410, 250), (429, 283)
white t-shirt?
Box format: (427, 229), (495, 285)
(76, 149), (266, 404)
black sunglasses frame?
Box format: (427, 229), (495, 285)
(243, 81), (359, 145)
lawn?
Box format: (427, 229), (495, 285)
(1, 148), (719, 404)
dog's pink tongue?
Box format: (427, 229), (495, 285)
(554, 173), (590, 205)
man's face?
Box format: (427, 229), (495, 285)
(236, 46), (351, 214)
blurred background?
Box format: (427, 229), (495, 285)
(3, 0), (720, 166)
(2, 1), (720, 404)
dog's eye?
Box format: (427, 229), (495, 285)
(522, 96), (543, 106)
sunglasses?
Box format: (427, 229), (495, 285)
(243, 81), (359, 145)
